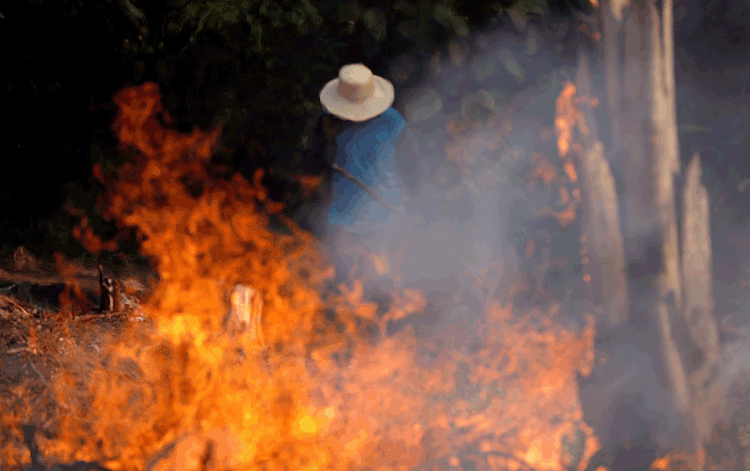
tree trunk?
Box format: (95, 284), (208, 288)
(680, 153), (724, 446)
(575, 0), (724, 469)
(615, 0), (694, 452)
(224, 284), (265, 348)
(574, 49), (629, 330)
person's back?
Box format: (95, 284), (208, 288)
(291, 64), (410, 288)
(298, 64), (500, 293)
(327, 106), (406, 234)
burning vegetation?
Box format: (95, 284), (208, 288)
(0, 81), (623, 471)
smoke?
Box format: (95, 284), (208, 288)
(719, 326), (750, 417)
(322, 26), (584, 327)
(320, 8), (750, 465)
(674, 5), (750, 454)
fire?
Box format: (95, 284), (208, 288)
(1, 82), (603, 471)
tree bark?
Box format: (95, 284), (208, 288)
(576, 0), (724, 468)
(574, 49), (629, 329)
(617, 0), (693, 452)
(607, 0), (691, 417)
(681, 152), (724, 445)
(224, 284), (265, 348)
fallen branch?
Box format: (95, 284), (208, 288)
(26, 361), (47, 386)
(23, 424), (45, 471)
(99, 265), (121, 314)
(5, 346), (37, 355)
(143, 434), (187, 471)
(0, 293), (34, 318)
(22, 424), (116, 471)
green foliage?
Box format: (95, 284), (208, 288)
(129, 0), (487, 209)
(363, 7), (387, 41)
(11, 0), (588, 261)
(166, 0), (323, 53)
(505, 0), (548, 17)
(433, 2), (469, 37)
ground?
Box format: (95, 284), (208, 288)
(0, 253), (749, 471)
(0, 254), (156, 467)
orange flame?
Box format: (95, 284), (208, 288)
(1, 82), (601, 471)
(555, 83), (578, 158)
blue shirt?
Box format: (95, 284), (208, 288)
(327, 107), (407, 234)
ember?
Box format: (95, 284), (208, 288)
(1, 82), (601, 471)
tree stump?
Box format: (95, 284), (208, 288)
(13, 246), (38, 272)
(224, 284), (264, 347)
(99, 265), (121, 314)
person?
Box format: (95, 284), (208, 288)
(297, 63), (412, 292)
(298, 63), (502, 332)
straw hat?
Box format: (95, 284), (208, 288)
(319, 64), (395, 122)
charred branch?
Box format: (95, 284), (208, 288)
(98, 265), (121, 314)
(23, 424), (114, 471)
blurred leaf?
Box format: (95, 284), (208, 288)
(475, 89), (495, 112)
(119, 0), (147, 31)
(508, 9), (526, 31)
(461, 93), (482, 121)
(172, 0), (322, 53)
(338, 0), (361, 23)
(471, 54), (497, 82)
(507, 0), (548, 16)
(448, 39), (466, 65)
(405, 88), (443, 122)
(499, 48), (525, 83)
(390, 54), (418, 83)
(525, 31), (540, 56)
(393, 0), (418, 16)
(363, 7), (386, 42)
(460, 90), (494, 117)
(397, 20), (417, 38)
(166, 19), (182, 35)
(361, 27), (381, 58)
(433, 3), (469, 37)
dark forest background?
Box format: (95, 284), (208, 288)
(1, 0), (749, 272)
